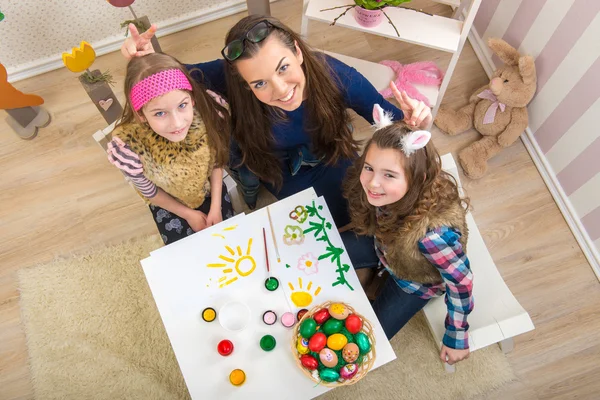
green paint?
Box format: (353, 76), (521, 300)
(303, 201), (354, 291)
(286, 264), (291, 269)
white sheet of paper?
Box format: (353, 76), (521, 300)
(141, 189), (396, 399)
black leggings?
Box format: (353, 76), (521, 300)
(149, 183), (234, 245)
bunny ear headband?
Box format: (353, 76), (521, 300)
(372, 103), (431, 157)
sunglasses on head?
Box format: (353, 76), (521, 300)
(222, 20), (274, 62)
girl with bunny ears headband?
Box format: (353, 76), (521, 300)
(343, 104), (474, 366)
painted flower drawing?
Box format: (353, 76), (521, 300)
(297, 253), (319, 275)
(283, 225), (305, 245)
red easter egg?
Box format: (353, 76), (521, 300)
(313, 309), (331, 325)
(300, 354), (319, 370)
(308, 332), (327, 352)
(345, 314), (363, 334)
(217, 339), (234, 356)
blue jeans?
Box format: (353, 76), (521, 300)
(340, 231), (430, 340)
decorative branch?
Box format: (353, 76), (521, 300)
(82, 70), (116, 87)
(320, 4), (356, 12)
(330, 5), (356, 26)
(303, 201), (354, 291)
(382, 10), (400, 37)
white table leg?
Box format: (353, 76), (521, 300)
(499, 338), (514, 354)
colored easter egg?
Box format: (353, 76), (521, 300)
(217, 339), (234, 356)
(319, 348), (338, 368)
(300, 354), (319, 370)
(344, 314), (363, 334)
(313, 308), (331, 325)
(297, 308), (308, 321)
(299, 318), (317, 338)
(319, 368), (340, 382)
(342, 343), (360, 363)
(355, 332), (372, 354)
(328, 303), (350, 320)
(322, 318), (343, 335)
(327, 333), (348, 351)
(229, 369), (246, 386)
(297, 337), (310, 355)
(340, 363), (358, 380)
(308, 332), (327, 352)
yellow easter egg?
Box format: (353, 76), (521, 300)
(326, 333), (348, 351)
(328, 303), (350, 320)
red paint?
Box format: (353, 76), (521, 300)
(217, 339), (234, 356)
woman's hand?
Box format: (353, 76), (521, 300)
(186, 210), (208, 232)
(120, 23), (157, 60)
(206, 207), (223, 227)
(440, 345), (470, 365)
(389, 81), (433, 129)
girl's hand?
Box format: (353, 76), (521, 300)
(389, 81), (433, 129)
(121, 23), (157, 60)
(186, 210), (208, 232)
(440, 345), (470, 365)
(206, 207), (223, 227)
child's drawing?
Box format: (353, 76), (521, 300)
(297, 253), (319, 275)
(289, 205), (308, 223)
(207, 238), (256, 288)
(287, 277), (321, 308)
(211, 224), (238, 239)
(304, 201), (354, 291)
(283, 225), (305, 245)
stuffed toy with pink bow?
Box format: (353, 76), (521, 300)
(434, 38), (536, 179)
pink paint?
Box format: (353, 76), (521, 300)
(535, 57), (600, 154)
(557, 137), (600, 196)
(354, 6), (384, 28)
(281, 312), (295, 328)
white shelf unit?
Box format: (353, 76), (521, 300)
(301, 0), (482, 121)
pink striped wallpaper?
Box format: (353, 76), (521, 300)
(472, 0), (600, 260)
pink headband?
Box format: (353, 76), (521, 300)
(130, 69), (193, 111)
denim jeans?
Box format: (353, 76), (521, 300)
(340, 231), (430, 340)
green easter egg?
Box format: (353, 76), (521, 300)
(355, 332), (371, 354)
(322, 318), (343, 335)
(319, 368), (340, 382)
(299, 318), (317, 339)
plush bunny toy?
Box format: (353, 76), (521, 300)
(434, 38), (537, 179)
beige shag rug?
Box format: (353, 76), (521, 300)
(18, 235), (515, 400)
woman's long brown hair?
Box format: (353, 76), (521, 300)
(118, 53), (230, 166)
(343, 123), (469, 241)
(224, 15), (358, 187)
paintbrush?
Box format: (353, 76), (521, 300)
(262, 227), (271, 277)
(266, 206), (281, 263)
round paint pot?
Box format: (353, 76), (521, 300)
(202, 307), (216, 322)
(264, 277), (279, 291)
(218, 301), (250, 332)
(281, 312), (295, 328)
(262, 310), (277, 325)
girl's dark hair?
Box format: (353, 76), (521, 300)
(224, 15), (358, 187)
(344, 123), (469, 238)
(118, 52), (230, 166)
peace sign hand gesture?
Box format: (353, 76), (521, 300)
(120, 23), (157, 60)
(389, 81), (433, 129)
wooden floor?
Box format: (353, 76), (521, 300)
(2, 1), (599, 398)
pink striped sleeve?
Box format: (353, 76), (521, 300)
(107, 138), (158, 198)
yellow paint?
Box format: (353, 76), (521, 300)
(223, 268), (233, 273)
(288, 278), (321, 308)
(225, 246), (235, 255)
(315, 286), (322, 296)
(219, 255), (235, 263)
(237, 246), (242, 256)
(299, 277), (303, 289)
(307, 281), (312, 291)
(223, 225), (238, 231)
(288, 282), (295, 291)
(212, 234), (225, 239)
(219, 276), (238, 288)
(306, 261), (312, 267)
(62, 41), (96, 73)
(207, 263), (227, 268)
(246, 238), (253, 255)
(235, 256), (256, 277)
(219, 276), (227, 283)
(209, 238), (257, 288)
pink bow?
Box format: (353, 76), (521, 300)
(379, 61), (444, 107)
(477, 89), (506, 124)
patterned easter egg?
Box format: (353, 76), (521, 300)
(300, 354), (319, 370)
(308, 332), (327, 352)
(340, 363), (358, 380)
(296, 337), (309, 355)
(327, 333), (348, 351)
(344, 314), (363, 334)
(342, 343), (360, 363)
(299, 318), (317, 339)
(319, 348), (338, 368)
(328, 303), (350, 320)
(319, 368), (340, 382)
(322, 318), (343, 335)
(355, 332), (372, 354)
(313, 308), (331, 325)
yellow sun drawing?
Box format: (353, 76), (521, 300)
(211, 224), (238, 239)
(207, 238), (256, 288)
(288, 277), (321, 307)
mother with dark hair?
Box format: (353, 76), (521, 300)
(121, 14), (432, 265)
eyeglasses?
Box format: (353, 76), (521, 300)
(221, 20), (274, 62)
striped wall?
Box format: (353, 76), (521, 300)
(470, 0), (600, 275)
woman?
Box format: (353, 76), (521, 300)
(121, 16), (432, 228)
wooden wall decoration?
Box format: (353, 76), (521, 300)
(62, 41), (123, 125)
(0, 63), (50, 139)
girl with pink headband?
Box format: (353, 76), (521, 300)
(107, 53), (232, 244)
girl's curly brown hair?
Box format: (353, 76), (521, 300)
(343, 123), (470, 243)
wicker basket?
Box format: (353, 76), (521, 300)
(290, 301), (377, 387)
